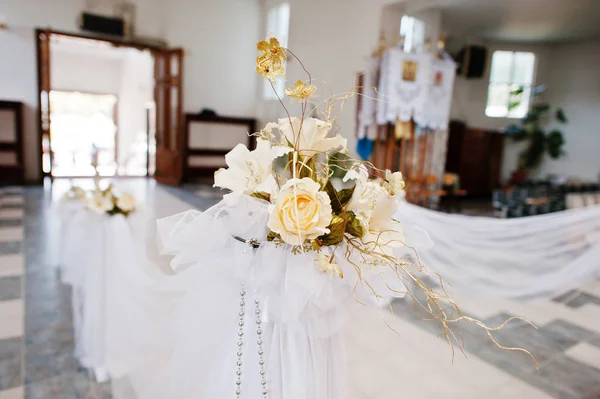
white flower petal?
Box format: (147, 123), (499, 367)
(213, 140), (286, 195)
(277, 117), (347, 157)
(343, 164), (369, 182)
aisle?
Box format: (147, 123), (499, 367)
(1, 180), (600, 398)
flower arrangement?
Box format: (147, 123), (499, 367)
(213, 36), (536, 362)
(62, 186), (88, 201)
(60, 183), (136, 217)
(217, 37), (405, 260)
(86, 184), (136, 216)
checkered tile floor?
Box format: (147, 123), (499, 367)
(0, 187), (24, 399)
(2, 182), (600, 398)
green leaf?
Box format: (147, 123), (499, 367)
(521, 131), (546, 168)
(512, 130), (528, 142)
(337, 185), (355, 208)
(521, 112), (539, 124)
(555, 108), (568, 123)
(531, 103), (550, 114)
(324, 179), (343, 214)
(510, 87), (524, 96)
(523, 121), (537, 134)
(506, 124), (528, 142)
(318, 215), (345, 246)
(328, 151), (352, 179)
(546, 130), (565, 159)
(250, 192), (271, 202)
(508, 101), (521, 111)
(323, 179), (356, 215)
(345, 211), (364, 238)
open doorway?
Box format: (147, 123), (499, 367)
(40, 33), (156, 178)
(49, 90), (118, 176)
(38, 30), (184, 184)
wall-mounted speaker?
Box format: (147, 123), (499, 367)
(455, 45), (488, 79)
(79, 12), (125, 37)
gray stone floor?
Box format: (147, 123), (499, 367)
(0, 187), (111, 398)
(1, 182), (600, 398)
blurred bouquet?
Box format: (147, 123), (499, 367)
(62, 186), (88, 201)
(86, 184), (136, 216)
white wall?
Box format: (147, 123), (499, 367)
(51, 50), (122, 95)
(542, 39), (600, 182)
(163, 0), (261, 118)
(0, 0), (165, 181)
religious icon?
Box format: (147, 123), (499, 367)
(402, 61), (418, 82)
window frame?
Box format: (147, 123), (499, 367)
(485, 50), (536, 119)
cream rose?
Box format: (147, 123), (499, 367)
(267, 178), (333, 245)
(116, 193), (136, 213)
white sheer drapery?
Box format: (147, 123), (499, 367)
(57, 203), (165, 383)
(395, 202), (600, 299)
(113, 193), (418, 399)
(53, 190), (600, 397)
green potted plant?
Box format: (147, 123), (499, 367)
(505, 85), (567, 181)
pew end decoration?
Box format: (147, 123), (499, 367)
(211, 36), (537, 362)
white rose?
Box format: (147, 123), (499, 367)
(267, 178), (333, 245)
(214, 139), (291, 197)
(88, 192), (114, 214)
(278, 117), (346, 157)
(116, 194), (136, 213)
(384, 170), (405, 195)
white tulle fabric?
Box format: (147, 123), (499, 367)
(395, 202), (600, 299)
(112, 193), (413, 399)
(58, 204), (163, 383)
(49, 200), (86, 271)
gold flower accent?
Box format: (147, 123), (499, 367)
(256, 37), (286, 81)
(284, 80), (317, 101)
(256, 61), (285, 82)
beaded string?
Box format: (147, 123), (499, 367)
(236, 240), (268, 399)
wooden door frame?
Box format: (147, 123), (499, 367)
(153, 48), (184, 186)
(35, 28), (165, 179)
